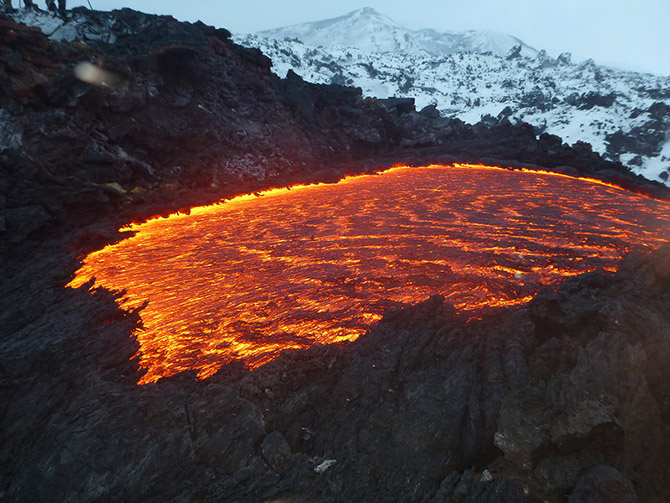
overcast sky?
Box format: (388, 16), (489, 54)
(62, 0), (669, 76)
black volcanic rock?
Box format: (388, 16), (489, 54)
(1, 7), (670, 503)
(569, 465), (637, 503)
(261, 431), (293, 470)
(575, 91), (617, 110)
(378, 96), (416, 115)
(607, 101), (670, 161)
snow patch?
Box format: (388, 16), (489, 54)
(641, 139), (670, 182)
(6, 7), (116, 44)
(9, 9), (67, 38)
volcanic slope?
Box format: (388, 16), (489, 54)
(2, 5), (665, 258)
(2, 6), (670, 503)
(238, 8), (670, 184)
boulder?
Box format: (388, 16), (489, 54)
(261, 431), (292, 471)
(1, 204), (51, 243)
(379, 97), (416, 115)
(569, 465), (637, 503)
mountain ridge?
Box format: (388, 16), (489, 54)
(257, 7), (538, 59)
(239, 8), (670, 184)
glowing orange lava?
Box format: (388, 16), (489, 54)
(68, 164), (670, 383)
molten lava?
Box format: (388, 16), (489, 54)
(68, 164), (670, 383)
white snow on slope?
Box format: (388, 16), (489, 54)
(6, 6), (124, 44)
(258, 7), (538, 59)
(238, 8), (670, 185)
(4, 6), (668, 184)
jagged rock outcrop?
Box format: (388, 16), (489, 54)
(1, 7), (670, 503)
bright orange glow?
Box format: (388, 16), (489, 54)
(68, 164), (670, 383)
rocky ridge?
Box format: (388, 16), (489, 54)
(237, 8), (670, 184)
(1, 6), (670, 503)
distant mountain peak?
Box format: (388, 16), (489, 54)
(330, 7), (393, 21)
(255, 8), (536, 59)
(328, 6), (398, 27)
(348, 7), (394, 21)
(353, 7), (382, 15)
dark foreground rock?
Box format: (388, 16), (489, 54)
(4, 224), (670, 502)
(2, 6), (670, 503)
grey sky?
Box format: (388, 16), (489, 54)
(62, 0), (669, 76)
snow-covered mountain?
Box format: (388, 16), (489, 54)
(237, 8), (670, 184)
(258, 7), (538, 59)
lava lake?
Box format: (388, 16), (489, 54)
(68, 164), (670, 383)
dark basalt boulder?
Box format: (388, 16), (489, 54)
(648, 101), (670, 120)
(569, 465), (637, 503)
(557, 52), (572, 65)
(378, 96), (416, 115)
(576, 91), (618, 110)
(261, 431), (293, 470)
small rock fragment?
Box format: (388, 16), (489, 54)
(314, 459), (336, 474)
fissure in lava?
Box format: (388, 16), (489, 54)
(68, 164), (670, 384)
